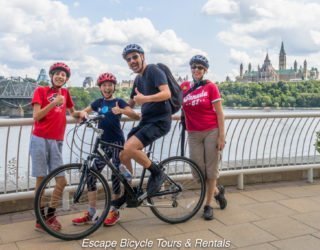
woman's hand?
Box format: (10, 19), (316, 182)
(217, 135), (226, 151)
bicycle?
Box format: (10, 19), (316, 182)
(34, 115), (206, 240)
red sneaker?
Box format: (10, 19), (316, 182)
(46, 216), (62, 231)
(72, 211), (98, 225)
(35, 222), (45, 233)
(104, 209), (120, 226)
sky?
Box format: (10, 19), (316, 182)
(0, 0), (320, 86)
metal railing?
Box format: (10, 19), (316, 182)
(1, 112), (320, 202)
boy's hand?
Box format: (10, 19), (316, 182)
(79, 111), (88, 120)
(112, 102), (122, 115)
(54, 89), (64, 106)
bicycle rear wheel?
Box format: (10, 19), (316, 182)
(147, 156), (205, 224)
(34, 163), (111, 240)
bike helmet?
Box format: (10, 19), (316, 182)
(189, 55), (209, 69)
(122, 44), (144, 59)
(96, 72), (117, 86)
(49, 62), (71, 78)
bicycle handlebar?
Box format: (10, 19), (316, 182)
(78, 114), (105, 135)
(79, 114), (105, 126)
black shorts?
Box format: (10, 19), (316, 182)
(127, 120), (171, 147)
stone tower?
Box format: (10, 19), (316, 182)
(36, 68), (49, 83)
(279, 41), (286, 70)
(240, 63), (243, 78)
(294, 60), (297, 72)
(83, 77), (94, 88)
(303, 60), (307, 78)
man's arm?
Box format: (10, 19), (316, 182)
(133, 85), (171, 105)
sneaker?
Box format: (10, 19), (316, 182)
(35, 222), (45, 232)
(203, 205), (214, 220)
(72, 211), (98, 225)
(147, 171), (166, 196)
(214, 185), (227, 210)
(46, 216), (62, 231)
(104, 209), (120, 226)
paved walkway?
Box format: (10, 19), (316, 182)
(0, 180), (320, 250)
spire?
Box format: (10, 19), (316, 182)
(279, 41), (286, 70)
(280, 41), (286, 55)
(264, 53), (270, 63)
(240, 63), (243, 77)
(294, 60), (297, 72)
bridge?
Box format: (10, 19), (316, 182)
(0, 77), (38, 117)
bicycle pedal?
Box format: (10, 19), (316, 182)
(142, 201), (153, 207)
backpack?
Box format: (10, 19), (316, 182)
(157, 63), (183, 114)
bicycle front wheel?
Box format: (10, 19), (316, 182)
(34, 163), (111, 240)
(148, 156), (206, 224)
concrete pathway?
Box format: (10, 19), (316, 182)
(1, 180), (320, 250)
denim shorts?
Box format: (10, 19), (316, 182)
(127, 120), (171, 147)
(29, 135), (63, 177)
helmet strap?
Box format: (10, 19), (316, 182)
(137, 55), (146, 74)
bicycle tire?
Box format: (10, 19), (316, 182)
(147, 156), (206, 224)
(34, 163), (111, 240)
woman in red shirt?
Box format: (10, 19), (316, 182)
(181, 55), (227, 220)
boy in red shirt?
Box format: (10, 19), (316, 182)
(30, 62), (86, 231)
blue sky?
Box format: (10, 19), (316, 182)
(0, 0), (319, 86)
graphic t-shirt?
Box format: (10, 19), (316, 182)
(130, 64), (171, 123)
(32, 86), (74, 140)
(181, 80), (222, 131)
(91, 98), (128, 142)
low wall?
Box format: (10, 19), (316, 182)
(1, 169), (319, 215)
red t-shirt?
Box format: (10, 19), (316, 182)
(31, 86), (74, 140)
(181, 80), (222, 132)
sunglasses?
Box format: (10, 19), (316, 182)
(191, 65), (205, 70)
(126, 54), (139, 62)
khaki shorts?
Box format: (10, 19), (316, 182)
(188, 128), (221, 180)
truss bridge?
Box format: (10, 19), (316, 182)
(0, 77), (38, 117)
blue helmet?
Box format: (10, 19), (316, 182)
(189, 55), (209, 69)
(122, 44), (144, 59)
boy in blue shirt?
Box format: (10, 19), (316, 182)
(72, 72), (139, 226)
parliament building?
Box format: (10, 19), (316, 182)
(236, 42), (319, 82)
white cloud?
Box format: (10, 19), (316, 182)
(202, 0), (239, 15)
(200, 0), (320, 80)
(218, 32), (267, 49)
(0, 0), (205, 85)
(229, 49), (250, 65)
(203, 0), (320, 55)
(0, 35), (34, 67)
(310, 30), (320, 45)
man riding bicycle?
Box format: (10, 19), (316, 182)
(120, 44), (172, 198)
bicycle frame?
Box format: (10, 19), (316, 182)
(93, 138), (181, 207)
(78, 121), (182, 208)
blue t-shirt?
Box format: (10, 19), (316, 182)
(130, 64), (171, 123)
(91, 98), (128, 142)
